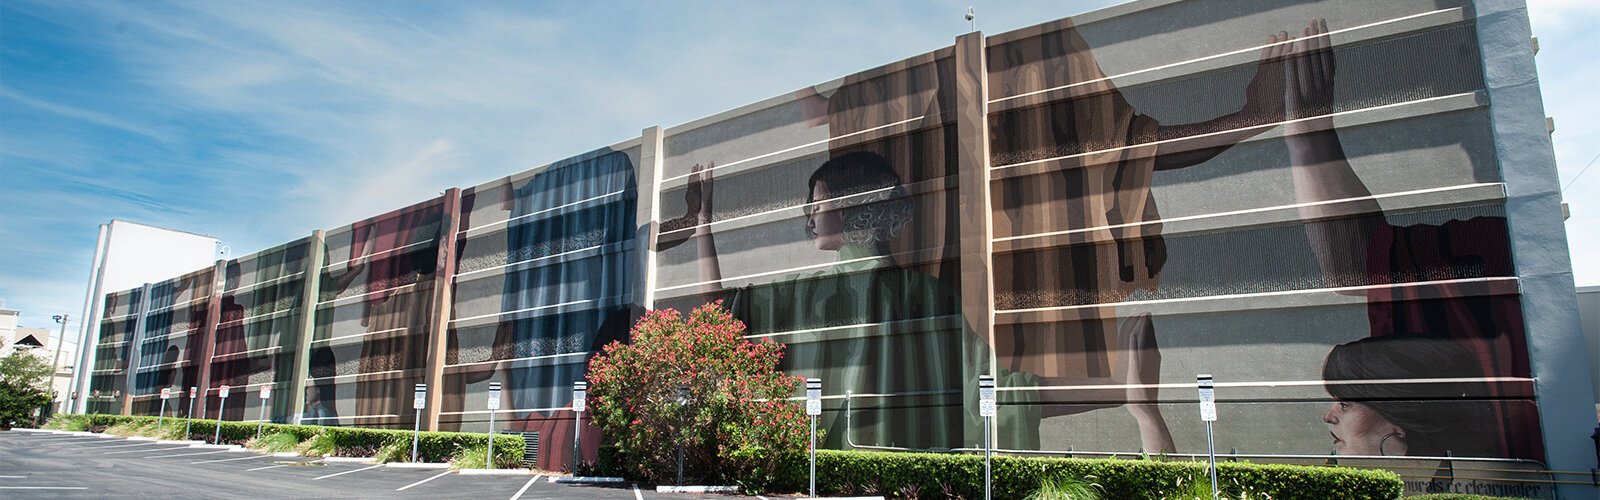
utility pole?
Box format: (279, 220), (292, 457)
(49, 315), (70, 413)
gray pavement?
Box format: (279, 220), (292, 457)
(0, 430), (765, 499)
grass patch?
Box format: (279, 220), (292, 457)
(1026, 475), (1104, 500)
(295, 432), (336, 457)
(448, 443), (520, 470)
(246, 432), (303, 453)
(373, 438), (412, 463)
(104, 420), (150, 437)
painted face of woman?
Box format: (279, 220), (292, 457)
(1322, 401), (1406, 456)
(807, 181), (846, 251)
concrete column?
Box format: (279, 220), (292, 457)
(192, 260), (226, 421)
(1473, 0), (1599, 493)
(68, 223), (111, 414)
(953, 30), (995, 377)
(639, 126), (665, 311)
(422, 188), (464, 431)
(121, 283), (155, 415)
(287, 230), (326, 424)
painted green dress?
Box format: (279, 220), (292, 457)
(724, 244), (1041, 451)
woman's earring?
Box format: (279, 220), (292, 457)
(1378, 432), (1403, 456)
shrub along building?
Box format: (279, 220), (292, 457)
(68, 0), (1596, 495)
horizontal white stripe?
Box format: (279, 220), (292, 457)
(305, 368), (414, 383)
(223, 272), (305, 295)
(990, 92), (1475, 173)
(451, 244), (605, 280)
(317, 283), (420, 306)
(462, 190), (627, 235)
(142, 295), (212, 316)
(994, 277), (1518, 315)
(989, 8), (1456, 106)
(210, 344), (282, 360)
(446, 351), (587, 368)
(998, 376), (1533, 392)
(140, 327), (201, 344)
(216, 307), (296, 327)
(135, 359), (190, 372)
(654, 254), (890, 294)
(310, 327), (409, 345)
(207, 380), (281, 392)
(323, 239), (437, 269)
(660, 115), (925, 184)
(657, 185), (898, 237)
(441, 406), (572, 415)
(993, 183), (1503, 243)
(300, 414), (400, 421)
(449, 299), (595, 324)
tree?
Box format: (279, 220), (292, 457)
(587, 301), (809, 488)
(0, 352), (53, 429)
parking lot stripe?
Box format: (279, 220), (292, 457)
(0, 487), (90, 490)
(313, 463), (382, 480)
(145, 449), (230, 459)
(395, 470), (452, 491)
(0, 475), (25, 478)
(632, 484), (644, 500)
(105, 445), (184, 454)
(245, 464), (287, 472)
(191, 454), (269, 464)
(509, 475), (541, 500)
(95, 442), (164, 449)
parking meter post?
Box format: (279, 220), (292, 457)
(487, 381), (501, 470)
(676, 384), (689, 485)
(978, 375), (996, 500)
(1197, 374), (1219, 500)
(186, 386), (196, 439)
(412, 383), (426, 463)
(572, 381), (587, 474)
(215, 385), (230, 445)
(805, 378), (821, 498)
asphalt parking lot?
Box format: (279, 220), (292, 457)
(0, 429), (766, 499)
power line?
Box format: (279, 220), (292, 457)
(1563, 152), (1600, 191)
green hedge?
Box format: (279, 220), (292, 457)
(46, 414), (523, 465)
(639, 449), (1400, 499)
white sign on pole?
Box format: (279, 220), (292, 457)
(161, 388), (172, 400)
(413, 384), (427, 410)
(805, 378), (822, 416)
(487, 382), (502, 411)
(978, 375), (997, 417)
(260, 385), (272, 400)
(189, 386), (198, 399)
(219, 385), (230, 398)
(1197, 374), (1217, 422)
(572, 381), (587, 413)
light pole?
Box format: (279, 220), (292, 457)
(49, 315), (69, 413)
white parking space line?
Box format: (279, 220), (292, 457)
(395, 470), (452, 491)
(0, 487), (90, 490)
(144, 449), (229, 459)
(96, 442), (164, 451)
(632, 484), (644, 500)
(0, 475), (26, 478)
(246, 464), (287, 472)
(192, 454), (269, 464)
(313, 463), (382, 480)
(105, 445), (185, 454)
(509, 474), (542, 500)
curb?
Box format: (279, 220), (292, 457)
(456, 468), (532, 476)
(189, 444), (243, 450)
(126, 436), (158, 441)
(655, 485), (740, 494)
(271, 452), (301, 458)
(321, 457), (377, 464)
(157, 440), (204, 445)
(384, 462), (452, 469)
(553, 476), (626, 484)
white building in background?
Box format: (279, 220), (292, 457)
(65, 220), (220, 414)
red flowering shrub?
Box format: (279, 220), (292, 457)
(586, 301), (809, 489)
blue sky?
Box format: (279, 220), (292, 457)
(3, 0), (1597, 335)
